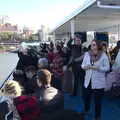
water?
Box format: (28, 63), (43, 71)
(0, 52), (18, 84)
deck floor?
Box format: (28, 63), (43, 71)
(64, 94), (120, 120)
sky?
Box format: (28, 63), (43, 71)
(0, 0), (86, 30)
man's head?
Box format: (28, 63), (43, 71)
(117, 41), (120, 48)
(102, 41), (108, 52)
(36, 69), (52, 87)
(75, 36), (81, 45)
(25, 66), (37, 79)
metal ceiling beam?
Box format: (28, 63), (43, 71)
(97, 1), (120, 9)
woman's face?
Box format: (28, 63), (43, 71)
(91, 41), (98, 51)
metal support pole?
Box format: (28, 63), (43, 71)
(53, 32), (56, 42)
(70, 19), (75, 39)
(118, 24), (120, 40)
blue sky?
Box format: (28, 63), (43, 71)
(0, 0), (86, 30)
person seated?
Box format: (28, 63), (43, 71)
(0, 80), (22, 120)
(24, 65), (38, 94)
(34, 69), (64, 114)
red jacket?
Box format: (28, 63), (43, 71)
(14, 96), (40, 120)
(51, 53), (64, 78)
(48, 52), (56, 62)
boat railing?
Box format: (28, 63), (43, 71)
(0, 69), (14, 90)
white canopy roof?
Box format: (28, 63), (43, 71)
(51, 0), (120, 35)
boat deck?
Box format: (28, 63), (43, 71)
(64, 94), (120, 120)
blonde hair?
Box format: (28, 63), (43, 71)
(1, 80), (22, 97)
(37, 69), (52, 86)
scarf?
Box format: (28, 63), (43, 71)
(88, 50), (102, 65)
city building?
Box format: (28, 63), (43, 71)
(23, 27), (33, 36)
(38, 25), (50, 41)
(0, 23), (18, 33)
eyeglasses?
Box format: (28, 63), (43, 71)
(91, 44), (96, 46)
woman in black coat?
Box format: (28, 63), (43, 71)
(16, 48), (38, 71)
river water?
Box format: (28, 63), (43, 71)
(0, 52), (18, 84)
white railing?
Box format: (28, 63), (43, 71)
(0, 69), (14, 90)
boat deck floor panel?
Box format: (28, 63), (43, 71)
(64, 94), (120, 120)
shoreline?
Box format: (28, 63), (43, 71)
(0, 50), (6, 53)
(0, 49), (18, 53)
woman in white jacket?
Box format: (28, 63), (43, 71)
(81, 40), (110, 120)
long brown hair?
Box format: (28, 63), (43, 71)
(91, 40), (103, 51)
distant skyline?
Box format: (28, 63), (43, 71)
(0, 0), (86, 30)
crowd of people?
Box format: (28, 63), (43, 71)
(0, 38), (120, 120)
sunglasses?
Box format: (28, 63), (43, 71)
(91, 44), (96, 46)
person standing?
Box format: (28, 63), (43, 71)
(102, 42), (111, 63)
(112, 41), (120, 70)
(51, 45), (64, 91)
(34, 69), (64, 114)
(81, 40), (110, 120)
(67, 37), (83, 96)
(16, 47), (38, 71)
(111, 41), (120, 62)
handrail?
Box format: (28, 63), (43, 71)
(0, 69), (14, 90)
